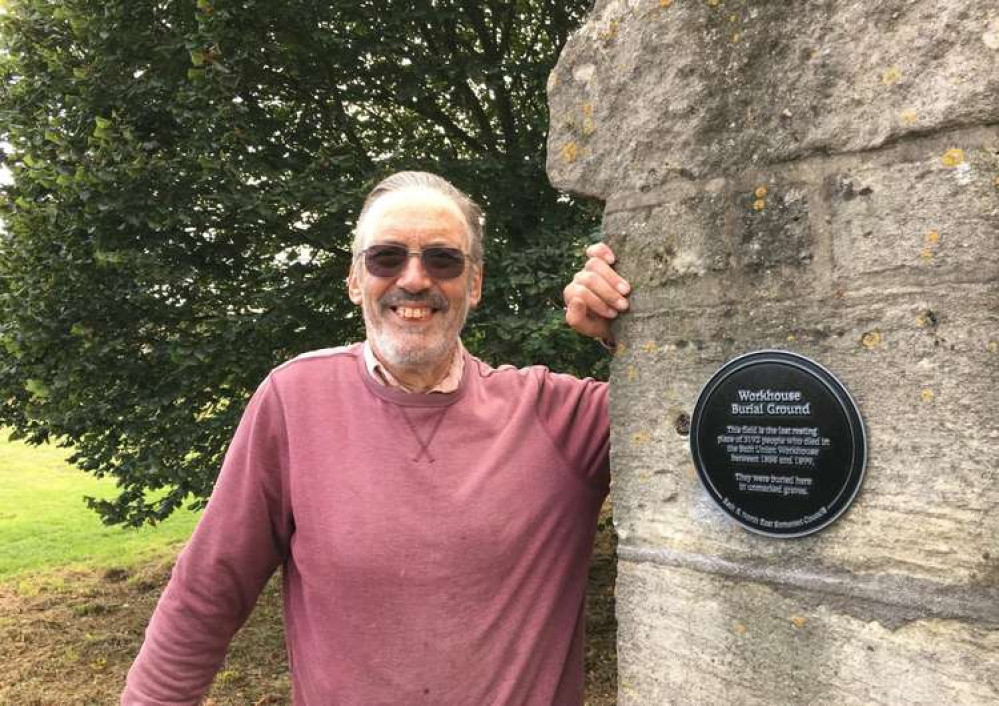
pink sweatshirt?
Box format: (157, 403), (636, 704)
(122, 344), (609, 705)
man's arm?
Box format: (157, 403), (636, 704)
(121, 376), (293, 704)
(563, 242), (631, 342)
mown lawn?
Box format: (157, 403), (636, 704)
(0, 432), (292, 704)
(0, 432), (200, 580)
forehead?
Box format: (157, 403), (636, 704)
(362, 188), (469, 249)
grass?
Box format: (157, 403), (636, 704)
(0, 558), (293, 704)
(0, 432), (617, 704)
(0, 432), (200, 580)
(0, 432), (292, 704)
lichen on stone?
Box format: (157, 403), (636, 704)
(881, 66), (903, 85)
(561, 141), (579, 164)
(861, 330), (883, 349)
(941, 148), (965, 167)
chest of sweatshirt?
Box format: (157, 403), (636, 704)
(264, 349), (606, 589)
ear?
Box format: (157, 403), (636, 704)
(347, 262), (363, 306)
(467, 264), (483, 308)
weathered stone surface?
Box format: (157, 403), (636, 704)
(827, 140), (999, 288)
(616, 561), (999, 706)
(609, 282), (997, 586)
(601, 142), (999, 699)
(548, 1), (998, 703)
(547, 0), (999, 199)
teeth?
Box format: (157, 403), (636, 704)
(397, 307), (430, 319)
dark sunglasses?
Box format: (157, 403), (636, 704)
(363, 244), (469, 280)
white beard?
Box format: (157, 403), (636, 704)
(362, 288), (470, 371)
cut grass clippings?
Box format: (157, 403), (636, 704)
(0, 558), (292, 705)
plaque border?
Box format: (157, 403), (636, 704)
(690, 349), (867, 538)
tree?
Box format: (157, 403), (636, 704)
(0, 0), (604, 526)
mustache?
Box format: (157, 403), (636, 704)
(379, 289), (449, 311)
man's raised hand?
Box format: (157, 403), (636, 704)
(563, 243), (631, 344)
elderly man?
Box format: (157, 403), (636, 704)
(122, 171), (630, 705)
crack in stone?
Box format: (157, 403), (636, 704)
(618, 543), (999, 629)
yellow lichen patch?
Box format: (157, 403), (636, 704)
(987, 340), (998, 354)
(660, 0), (673, 7)
(915, 311), (933, 328)
(901, 110), (918, 125)
(861, 330), (882, 349)
(581, 103), (596, 136)
(925, 230), (940, 245)
(582, 118), (595, 136)
(941, 148), (965, 167)
(754, 185), (768, 198)
(786, 334), (797, 343)
(614, 341), (628, 357)
(627, 364), (638, 382)
(641, 341), (659, 355)
(732, 622), (747, 635)
(881, 66), (902, 85)
(731, 32), (741, 43)
(920, 388), (935, 403)
(790, 616), (807, 629)
(753, 198), (766, 211)
(729, 14), (738, 22)
(561, 141), (578, 164)
(631, 430), (652, 444)
(920, 247), (934, 263)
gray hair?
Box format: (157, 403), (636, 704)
(352, 171), (485, 266)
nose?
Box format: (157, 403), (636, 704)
(395, 251), (433, 292)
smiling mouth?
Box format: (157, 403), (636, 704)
(391, 305), (436, 320)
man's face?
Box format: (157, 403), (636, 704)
(347, 189), (482, 371)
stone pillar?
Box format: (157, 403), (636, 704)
(547, 2), (998, 704)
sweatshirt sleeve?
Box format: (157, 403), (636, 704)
(122, 375), (293, 705)
(533, 368), (611, 493)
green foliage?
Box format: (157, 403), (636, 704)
(0, 1), (605, 526)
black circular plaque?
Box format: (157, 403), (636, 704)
(690, 350), (866, 537)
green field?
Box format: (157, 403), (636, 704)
(0, 433), (200, 580)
